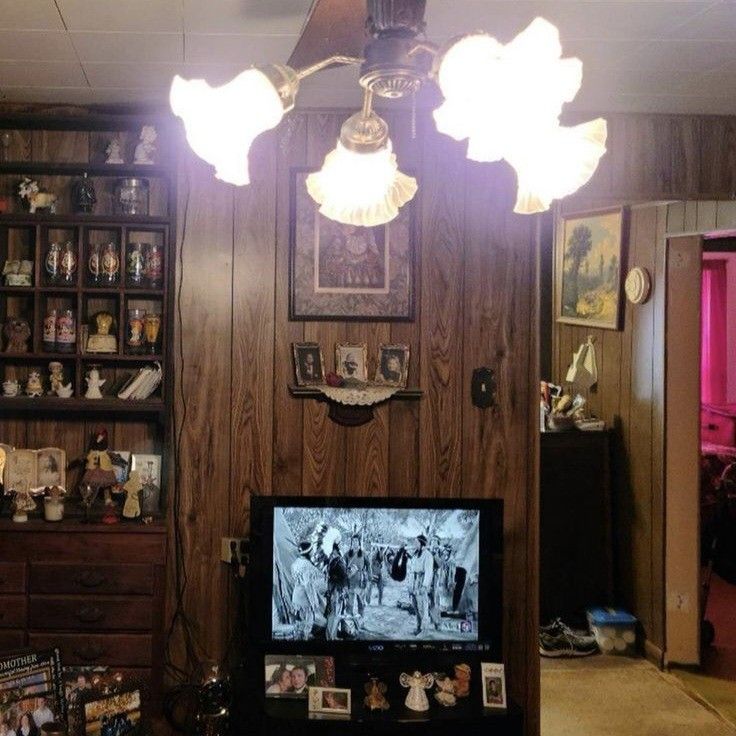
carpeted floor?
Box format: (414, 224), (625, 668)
(542, 656), (736, 736)
(671, 573), (736, 726)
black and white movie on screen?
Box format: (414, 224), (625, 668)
(272, 506), (480, 642)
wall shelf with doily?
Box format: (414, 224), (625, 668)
(288, 384), (423, 426)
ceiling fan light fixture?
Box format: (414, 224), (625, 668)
(169, 65), (299, 186)
(306, 109), (417, 227)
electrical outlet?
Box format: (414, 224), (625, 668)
(221, 537), (248, 565)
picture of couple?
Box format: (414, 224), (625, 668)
(264, 656), (334, 699)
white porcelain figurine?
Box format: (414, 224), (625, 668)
(133, 125), (157, 165)
(57, 383), (74, 398)
(2, 379), (19, 396)
(85, 367), (105, 399)
(399, 671), (434, 712)
(105, 138), (124, 164)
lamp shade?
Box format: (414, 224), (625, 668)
(170, 68), (286, 186)
(306, 140), (417, 227)
(433, 17), (605, 212)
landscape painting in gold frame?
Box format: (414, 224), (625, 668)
(556, 207), (627, 330)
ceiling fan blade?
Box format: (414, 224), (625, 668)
(288, 0), (367, 70)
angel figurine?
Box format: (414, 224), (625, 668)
(433, 675), (457, 707)
(364, 678), (390, 711)
(122, 470), (142, 520)
(399, 671), (434, 712)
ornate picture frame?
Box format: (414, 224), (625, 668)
(375, 343), (410, 387)
(293, 342), (326, 386)
(555, 206), (628, 330)
(335, 342), (368, 382)
(289, 168), (416, 321)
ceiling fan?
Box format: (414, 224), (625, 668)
(170, 0), (607, 226)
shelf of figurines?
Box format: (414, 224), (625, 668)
(0, 354), (165, 417)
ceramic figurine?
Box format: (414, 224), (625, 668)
(3, 317), (31, 353)
(57, 383), (73, 398)
(85, 366), (105, 399)
(11, 484), (37, 522)
(105, 138), (124, 164)
(452, 664), (471, 698)
(86, 312), (117, 354)
(364, 678), (390, 711)
(433, 675), (456, 707)
(25, 371), (43, 397)
(399, 671), (434, 712)
(18, 177), (57, 213)
(122, 470), (142, 519)
(72, 172), (97, 213)
(48, 361), (64, 395)
(2, 379), (19, 397)
(133, 125), (157, 165)
(3, 259), (33, 286)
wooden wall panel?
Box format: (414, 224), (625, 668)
(418, 129), (465, 499)
(230, 130), (277, 523)
(172, 154), (234, 661)
(272, 116), (307, 493)
(552, 113), (736, 655)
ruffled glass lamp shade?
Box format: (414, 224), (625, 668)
(433, 17), (607, 213)
(170, 67), (295, 186)
(306, 110), (417, 227)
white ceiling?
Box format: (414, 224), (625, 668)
(0, 0), (735, 114)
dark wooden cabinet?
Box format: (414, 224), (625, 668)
(540, 430), (612, 623)
(0, 519), (167, 706)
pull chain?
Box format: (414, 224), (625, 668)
(411, 89), (417, 140)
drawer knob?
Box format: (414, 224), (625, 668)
(75, 572), (108, 588)
(73, 645), (105, 662)
(76, 606), (105, 623)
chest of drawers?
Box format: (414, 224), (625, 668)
(0, 520), (167, 708)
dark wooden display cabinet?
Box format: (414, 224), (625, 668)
(0, 112), (175, 711)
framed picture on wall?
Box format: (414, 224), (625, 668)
(289, 168), (416, 321)
(555, 207), (628, 330)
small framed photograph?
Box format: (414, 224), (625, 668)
(81, 684), (143, 736)
(375, 344), (410, 387)
(308, 686), (351, 716)
(335, 343), (368, 382)
(481, 662), (507, 710)
(36, 447), (66, 488)
(108, 451), (131, 485)
(293, 342), (326, 386)
(131, 454), (161, 489)
(265, 655), (335, 698)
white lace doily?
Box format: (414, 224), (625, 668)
(318, 385), (399, 406)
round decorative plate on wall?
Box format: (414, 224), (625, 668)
(624, 266), (652, 304)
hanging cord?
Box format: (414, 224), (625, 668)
(163, 168), (207, 729)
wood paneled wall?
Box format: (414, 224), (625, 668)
(552, 113), (736, 656)
(172, 111), (539, 729)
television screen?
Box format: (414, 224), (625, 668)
(272, 505), (481, 642)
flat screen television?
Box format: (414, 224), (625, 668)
(248, 496), (503, 657)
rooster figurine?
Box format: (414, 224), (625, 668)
(81, 427), (117, 508)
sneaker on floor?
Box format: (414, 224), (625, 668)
(540, 618), (566, 636)
(539, 629), (599, 658)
